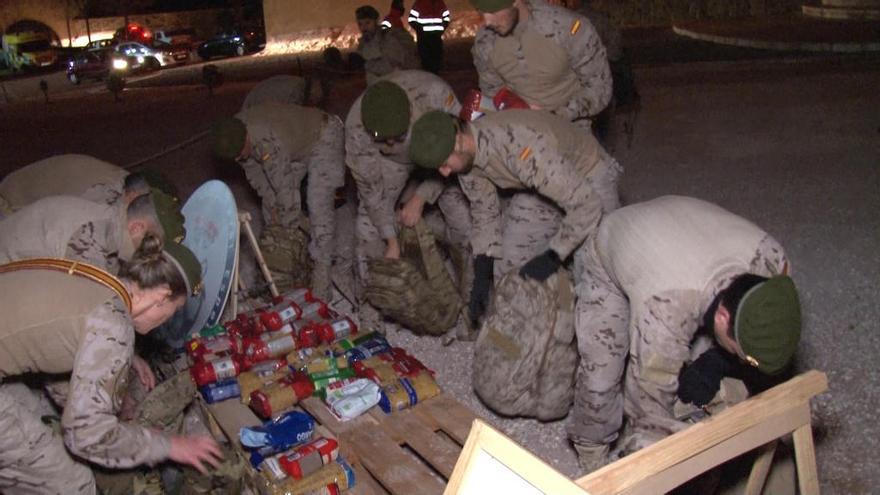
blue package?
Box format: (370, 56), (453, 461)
(239, 410), (315, 467)
(200, 379), (240, 404)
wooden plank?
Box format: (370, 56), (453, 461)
(793, 419), (820, 495)
(414, 394), (477, 445)
(576, 370), (827, 495)
(376, 408), (461, 479)
(615, 406), (809, 495)
(208, 399), (262, 443)
(349, 461), (390, 495)
(745, 440), (778, 495)
(343, 426), (446, 495)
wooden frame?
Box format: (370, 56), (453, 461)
(445, 419), (588, 495)
(575, 370), (827, 495)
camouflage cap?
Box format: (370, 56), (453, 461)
(409, 111), (457, 169)
(150, 189), (186, 243)
(210, 118), (247, 161)
(162, 241), (203, 296)
(361, 81), (411, 140)
(470, 0), (515, 13)
(734, 275), (802, 375)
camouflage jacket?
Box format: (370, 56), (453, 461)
(357, 28), (420, 85)
(0, 195), (136, 273)
(345, 70), (460, 240)
(459, 110), (604, 259)
(596, 196), (789, 420)
(472, 0), (611, 121)
(241, 75), (307, 110)
(0, 268), (171, 468)
(0, 154), (127, 211)
(236, 103), (328, 226)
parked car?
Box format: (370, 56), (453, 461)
(66, 48), (110, 84)
(153, 41), (190, 65)
(197, 32), (248, 60)
(86, 39), (114, 51)
(154, 28), (196, 47)
(111, 42), (174, 73)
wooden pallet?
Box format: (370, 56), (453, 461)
(205, 393), (479, 495)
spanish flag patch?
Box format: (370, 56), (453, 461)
(570, 19), (581, 35)
(261, 152), (271, 162)
(519, 147), (532, 161)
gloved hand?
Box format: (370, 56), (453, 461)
(519, 250), (561, 282)
(677, 348), (730, 407)
(469, 255), (494, 327)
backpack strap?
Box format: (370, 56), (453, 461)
(0, 258), (132, 312)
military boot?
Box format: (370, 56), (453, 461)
(573, 442), (610, 474)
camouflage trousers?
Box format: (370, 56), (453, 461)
(495, 152), (622, 279)
(0, 382), (95, 495)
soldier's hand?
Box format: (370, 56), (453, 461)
(384, 238), (401, 260)
(519, 250), (561, 282)
(399, 194), (426, 227)
(169, 435), (224, 475)
(131, 355), (156, 392)
(469, 255), (495, 326)
(678, 349), (730, 407)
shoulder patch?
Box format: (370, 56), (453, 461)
(518, 147), (532, 161)
(261, 152), (271, 162)
(570, 19), (581, 35)
(446, 92), (455, 108)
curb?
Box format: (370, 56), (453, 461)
(672, 25), (880, 53)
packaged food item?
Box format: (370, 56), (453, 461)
(286, 345), (332, 370)
(383, 347), (432, 377)
(271, 458), (355, 495)
(186, 334), (242, 362)
(259, 453), (291, 483)
(342, 334), (392, 364)
(200, 378), (241, 404)
(299, 300), (330, 322)
(324, 378), (381, 421)
(282, 288), (314, 306)
(261, 300), (303, 332)
(377, 371), (441, 414)
(245, 333), (299, 363)
(352, 358), (398, 386)
(305, 356), (349, 375)
(238, 359), (291, 403)
(312, 317), (358, 345)
(199, 324), (227, 338)
(309, 367), (356, 393)
(250, 372), (315, 419)
(279, 437), (339, 479)
(191, 354), (243, 387)
(240, 410), (316, 450)
(407, 370), (441, 403)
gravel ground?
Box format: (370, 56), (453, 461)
(1, 46), (878, 493)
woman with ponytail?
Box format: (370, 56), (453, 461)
(0, 233), (221, 494)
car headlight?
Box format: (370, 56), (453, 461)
(113, 58), (129, 70)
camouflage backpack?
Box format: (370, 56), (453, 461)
(258, 223), (312, 292)
(472, 270), (578, 421)
(364, 219), (462, 336)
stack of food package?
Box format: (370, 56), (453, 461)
(185, 288), (443, 494)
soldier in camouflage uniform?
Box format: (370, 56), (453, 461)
(0, 189), (185, 275)
(345, 71), (471, 330)
(0, 154), (176, 215)
(211, 102), (346, 300)
(241, 74), (328, 111)
(409, 108), (619, 327)
(470, 0), (614, 276)
(0, 241), (222, 494)
(356, 5), (420, 85)
(564, 196), (800, 471)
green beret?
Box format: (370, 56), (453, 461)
(138, 169), (179, 200)
(409, 111), (457, 169)
(735, 275), (802, 375)
(361, 81), (411, 140)
(163, 242), (203, 296)
(210, 118), (247, 161)
(150, 189), (186, 243)
(470, 0), (515, 13)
